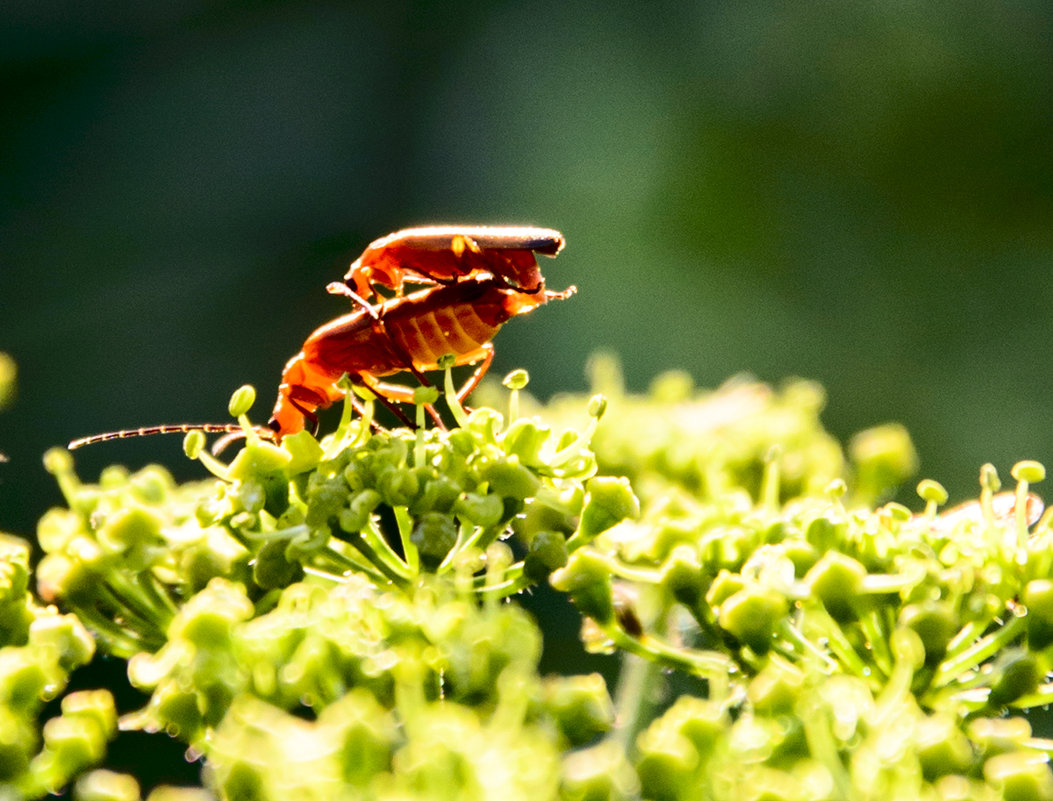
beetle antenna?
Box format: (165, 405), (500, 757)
(67, 423), (269, 451)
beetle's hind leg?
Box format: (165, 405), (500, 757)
(455, 344), (494, 403)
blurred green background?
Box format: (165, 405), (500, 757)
(0, 1), (1051, 788)
(2, 3), (1052, 554)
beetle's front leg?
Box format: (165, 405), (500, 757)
(325, 282), (384, 319)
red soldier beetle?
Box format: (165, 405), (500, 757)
(271, 274), (576, 439)
(68, 230), (573, 451)
(916, 491), (1044, 534)
(327, 225), (565, 302)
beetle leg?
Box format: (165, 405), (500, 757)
(288, 396), (321, 436)
(356, 372), (448, 430)
(455, 343), (494, 402)
(352, 373), (416, 428)
(325, 282), (384, 319)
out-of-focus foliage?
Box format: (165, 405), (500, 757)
(2, 1), (1051, 539)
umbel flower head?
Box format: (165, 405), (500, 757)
(15, 361), (1053, 799)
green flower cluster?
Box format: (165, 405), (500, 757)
(541, 373), (1053, 798)
(36, 377), (618, 657)
(123, 575), (612, 800)
(554, 457), (1053, 707)
(10, 361), (1053, 799)
(0, 536), (112, 798)
(534, 354), (916, 507)
(630, 656), (1053, 801)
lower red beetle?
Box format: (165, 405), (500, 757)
(271, 273), (575, 438)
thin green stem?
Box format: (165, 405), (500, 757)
(932, 615), (1027, 688)
(393, 506), (420, 575)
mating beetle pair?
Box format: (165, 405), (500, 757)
(70, 226), (574, 449)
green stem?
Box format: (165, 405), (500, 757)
(931, 614), (1027, 688)
(610, 652), (663, 757)
(606, 626), (735, 681)
(393, 506), (420, 575)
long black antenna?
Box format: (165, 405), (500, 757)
(67, 423), (247, 450)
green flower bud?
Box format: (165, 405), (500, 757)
(140, 684), (204, 742)
(502, 418), (551, 465)
(316, 690), (397, 787)
(849, 423), (918, 498)
(561, 742), (637, 801)
(281, 430), (325, 475)
(524, 531), (569, 580)
(169, 580), (254, 649)
(661, 545), (703, 608)
(983, 752), (1053, 801)
(890, 627), (926, 672)
(551, 551), (614, 624)
(62, 690), (118, 741)
(97, 506), (164, 560)
(35, 554), (95, 607)
(541, 673), (613, 746)
(1024, 580), (1053, 651)
(718, 587), (788, 654)
(649, 369), (693, 402)
(35, 508), (81, 557)
(705, 570), (746, 609)
(804, 516), (839, 552)
(967, 717), (1032, 759)
(587, 394), (607, 419)
(412, 475), (461, 515)
(128, 466), (173, 504)
(988, 649), (1042, 708)
(74, 769), (141, 801)
(306, 476), (350, 528)
(915, 714), (974, 781)
(481, 458), (540, 501)
(413, 385), (440, 406)
(981, 463), (1002, 494)
(227, 385), (256, 418)
(781, 539), (819, 576)
(454, 492), (505, 527)
(648, 696), (726, 764)
(0, 707), (34, 780)
(466, 408), (504, 442)
(227, 439), (292, 481)
(447, 429), (475, 456)
(748, 659), (804, 716)
(0, 655), (47, 721)
(29, 612), (96, 672)
(410, 513), (458, 569)
(253, 539), (304, 590)
(577, 477), (639, 542)
(41, 714), (109, 778)
(376, 465), (421, 508)
(1012, 461), (1046, 485)
(42, 446), (75, 477)
(917, 479), (949, 506)
(338, 489), (382, 533)
(804, 552), (868, 622)
(502, 369), (530, 391)
(899, 601), (958, 666)
(182, 430), (206, 460)
(635, 728), (698, 801)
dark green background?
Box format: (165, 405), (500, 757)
(0, 10), (1050, 548)
(3, 0), (1052, 535)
